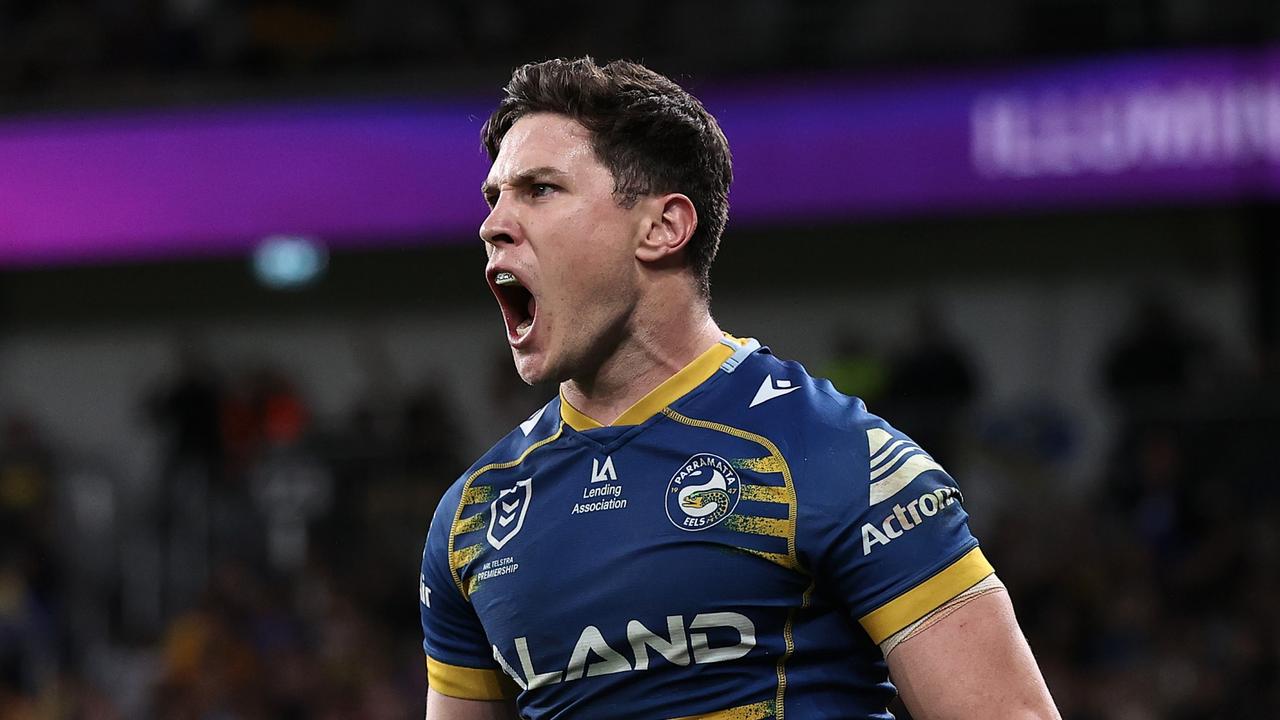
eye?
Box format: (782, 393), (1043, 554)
(530, 183), (556, 198)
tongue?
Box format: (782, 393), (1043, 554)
(515, 295), (536, 337)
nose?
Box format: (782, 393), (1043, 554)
(479, 196), (520, 248)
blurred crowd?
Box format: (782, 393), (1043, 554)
(0, 342), (533, 719)
(4, 1), (1278, 717)
(1, 295), (1278, 719)
(2, 0), (1274, 107)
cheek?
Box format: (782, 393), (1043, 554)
(546, 227), (622, 292)
(535, 210), (638, 325)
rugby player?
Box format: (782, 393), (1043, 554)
(420, 57), (1061, 719)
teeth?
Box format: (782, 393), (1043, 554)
(495, 271), (520, 286)
(516, 318), (533, 336)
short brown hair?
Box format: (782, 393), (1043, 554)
(481, 57), (733, 298)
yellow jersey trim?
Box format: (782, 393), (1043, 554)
(560, 336), (748, 431)
(558, 397), (603, 430)
(858, 547), (995, 644)
(425, 656), (517, 701)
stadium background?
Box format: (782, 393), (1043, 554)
(2, 2), (1278, 718)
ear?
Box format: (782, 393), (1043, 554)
(635, 193), (698, 263)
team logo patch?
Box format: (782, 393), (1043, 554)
(487, 478), (532, 550)
(665, 453), (741, 531)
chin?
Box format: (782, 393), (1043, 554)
(511, 350), (556, 387)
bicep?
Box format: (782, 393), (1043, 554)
(426, 688), (519, 720)
(886, 586), (1061, 720)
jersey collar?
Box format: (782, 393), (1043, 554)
(560, 335), (752, 431)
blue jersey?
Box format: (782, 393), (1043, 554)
(420, 337), (993, 719)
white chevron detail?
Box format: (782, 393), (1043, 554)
(867, 428), (945, 504)
(871, 444), (922, 481)
(867, 428), (893, 457)
(871, 438), (908, 465)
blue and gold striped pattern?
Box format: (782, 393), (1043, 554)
(723, 456), (798, 573)
(660, 408), (809, 718)
(447, 424), (563, 599)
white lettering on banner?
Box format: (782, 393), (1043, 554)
(971, 80), (1280, 178)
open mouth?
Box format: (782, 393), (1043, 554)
(491, 269), (537, 343)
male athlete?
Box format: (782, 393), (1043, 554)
(420, 57), (1061, 719)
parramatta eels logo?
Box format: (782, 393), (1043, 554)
(665, 453), (741, 531)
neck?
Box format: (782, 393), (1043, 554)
(561, 288), (721, 427)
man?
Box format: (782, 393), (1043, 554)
(420, 57), (1061, 719)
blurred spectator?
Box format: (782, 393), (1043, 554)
(880, 302), (979, 464)
(399, 383), (465, 483)
(820, 333), (890, 405)
(244, 0), (343, 72)
(234, 366), (322, 574)
(0, 547), (58, 717)
(0, 415), (55, 559)
(487, 345), (554, 436)
(1102, 293), (1216, 407)
(145, 347), (226, 485)
(145, 348), (227, 617)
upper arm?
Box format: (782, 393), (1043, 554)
(421, 494), (519, 704)
(424, 681), (514, 717)
(426, 688), (519, 720)
(804, 407), (1055, 715)
(886, 586), (1060, 720)
(810, 416), (992, 645)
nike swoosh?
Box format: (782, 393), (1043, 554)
(749, 375), (800, 408)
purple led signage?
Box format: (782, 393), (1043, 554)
(0, 103), (495, 266)
(2, 47), (1279, 267)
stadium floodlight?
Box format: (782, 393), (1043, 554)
(252, 234), (328, 290)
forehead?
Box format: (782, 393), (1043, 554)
(486, 113), (600, 183)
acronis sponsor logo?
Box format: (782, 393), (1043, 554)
(861, 487), (962, 555)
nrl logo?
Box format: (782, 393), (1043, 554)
(488, 478), (533, 550)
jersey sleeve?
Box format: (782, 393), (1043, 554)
(420, 489), (516, 701)
(808, 414), (994, 646)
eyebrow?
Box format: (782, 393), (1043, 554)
(481, 166), (569, 200)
